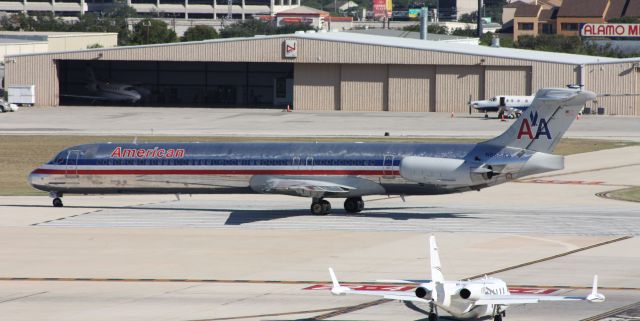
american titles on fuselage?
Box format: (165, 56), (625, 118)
(110, 147), (186, 159)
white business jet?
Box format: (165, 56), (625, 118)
(328, 236), (604, 321)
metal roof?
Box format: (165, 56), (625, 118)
(344, 28), (479, 42)
(6, 30), (633, 65)
(298, 31), (623, 64)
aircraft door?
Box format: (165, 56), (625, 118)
(65, 150), (80, 179)
(292, 156), (300, 169)
(305, 156), (314, 168)
(499, 97), (506, 106)
(383, 155), (395, 178)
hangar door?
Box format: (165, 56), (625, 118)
(485, 66), (532, 98)
(58, 60), (293, 107)
(341, 64), (388, 111)
(293, 64), (340, 111)
(388, 65), (436, 112)
(435, 65), (484, 113)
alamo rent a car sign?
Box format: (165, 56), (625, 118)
(581, 23), (640, 37)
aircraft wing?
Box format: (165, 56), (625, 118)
(474, 275), (604, 306)
(263, 178), (356, 198)
(60, 94), (111, 100)
(328, 268), (429, 303)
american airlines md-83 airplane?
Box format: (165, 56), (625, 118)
(29, 88), (595, 215)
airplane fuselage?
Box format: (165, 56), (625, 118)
(28, 141), (543, 197)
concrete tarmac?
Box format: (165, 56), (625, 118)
(1, 106), (639, 140)
(0, 143), (639, 321)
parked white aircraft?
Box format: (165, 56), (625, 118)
(62, 67), (143, 103)
(469, 95), (534, 119)
(328, 236), (604, 321)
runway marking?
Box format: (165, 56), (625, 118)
(303, 284), (561, 294)
(580, 301), (640, 321)
(520, 162), (640, 180)
(312, 299), (390, 320)
(464, 235), (632, 280)
(0, 291), (48, 304)
(186, 306), (345, 321)
(524, 179), (606, 185)
(1, 277), (638, 292)
(306, 235), (633, 320)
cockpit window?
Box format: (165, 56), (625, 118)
(489, 97), (497, 102)
(50, 152), (66, 165)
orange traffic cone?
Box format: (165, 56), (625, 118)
(287, 104), (292, 112)
(500, 114), (506, 122)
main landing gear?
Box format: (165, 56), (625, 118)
(50, 192), (63, 207)
(309, 197), (365, 215)
(310, 198), (331, 215)
(493, 305), (506, 321)
(343, 197), (364, 213)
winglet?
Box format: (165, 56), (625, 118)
(328, 268), (349, 295)
(430, 236), (444, 283)
(586, 275), (605, 303)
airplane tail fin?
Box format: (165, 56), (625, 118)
(482, 88), (596, 153)
(586, 275), (606, 303)
(429, 236), (444, 283)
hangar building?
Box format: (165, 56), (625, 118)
(5, 31), (640, 115)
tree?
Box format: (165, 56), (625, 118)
(219, 19), (277, 38)
(130, 18), (178, 45)
(402, 23), (449, 34)
(276, 22), (315, 34)
(69, 4), (136, 45)
(181, 25), (219, 42)
(451, 26), (477, 37)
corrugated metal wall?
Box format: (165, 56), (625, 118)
(293, 63), (340, 111)
(584, 62), (637, 116)
(5, 56), (58, 106)
(485, 66), (532, 97)
(388, 65), (435, 112)
(340, 64), (387, 111)
(435, 65), (484, 113)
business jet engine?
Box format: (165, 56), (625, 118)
(414, 285), (433, 300)
(458, 287), (482, 300)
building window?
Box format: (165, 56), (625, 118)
(518, 23), (534, 30)
(561, 23), (580, 31)
(539, 23), (554, 34)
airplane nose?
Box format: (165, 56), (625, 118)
(28, 169), (47, 190)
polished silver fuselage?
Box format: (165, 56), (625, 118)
(28, 141), (547, 197)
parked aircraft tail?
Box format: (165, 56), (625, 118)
(429, 236), (444, 283)
(482, 88), (596, 153)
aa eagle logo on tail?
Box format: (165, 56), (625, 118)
(517, 111), (551, 140)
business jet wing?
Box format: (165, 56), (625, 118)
(474, 275), (604, 306)
(60, 94), (112, 100)
(263, 178), (355, 197)
(328, 268), (429, 303)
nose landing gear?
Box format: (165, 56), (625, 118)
(49, 192), (63, 207)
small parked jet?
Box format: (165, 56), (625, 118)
(328, 236), (605, 321)
(61, 67), (144, 104)
(29, 87), (594, 214)
(470, 95), (534, 119)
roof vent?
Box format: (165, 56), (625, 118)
(294, 30), (305, 34)
(305, 30), (316, 33)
